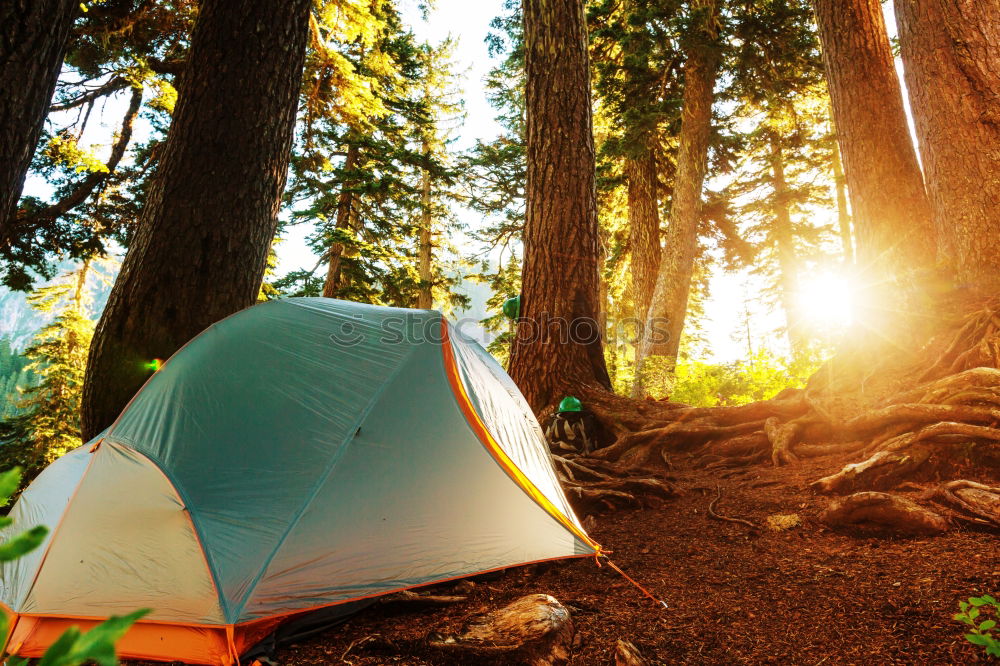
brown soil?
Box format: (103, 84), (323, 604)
(260, 455), (1000, 665)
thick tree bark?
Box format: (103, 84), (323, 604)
(829, 112), (854, 266)
(81, 0), (311, 438)
(895, 0), (1000, 290)
(0, 0), (79, 243)
(626, 151), (661, 326)
(417, 140), (433, 309)
(770, 139), (804, 352)
(813, 0), (935, 276)
(634, 0), (719, 395)
(322, 143), (360, 298)
(508, 0), (611, 413)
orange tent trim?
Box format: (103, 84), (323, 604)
(439, 320), (601, 552)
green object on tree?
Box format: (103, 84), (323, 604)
(558, 396), (583, 413)
(502, 294), (521, 320)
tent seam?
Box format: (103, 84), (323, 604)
(440, 321), (599, 551)
(124, 445), (230, 625)
(228, 333), (426, 622)
(16, 449), (98, 613)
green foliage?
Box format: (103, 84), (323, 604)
(0, 263), (99, 487)
(42, 135), (110, 174)
(669, 347), (823, 406)
(0, 340), (33, 420)
(5, 1), (194, 290)
(276, 5), (469, 310)
(955, 595), (1000, 658)
(6, 608), (149, 666)
(0, 468), (148, 664)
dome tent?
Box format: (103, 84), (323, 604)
(0, 298), (597, 664)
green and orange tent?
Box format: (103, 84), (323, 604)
(0, 298), (598, 664)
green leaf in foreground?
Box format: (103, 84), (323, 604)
(0, 525), (48, 562)
(34, 608), (150, 666)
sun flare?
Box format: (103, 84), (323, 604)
(797, 271), (854, 329)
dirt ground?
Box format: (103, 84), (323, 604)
(249, 456), (999, 665)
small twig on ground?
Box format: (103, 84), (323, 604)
(707, 484), (757, 529)
(342, 634), (379, 664)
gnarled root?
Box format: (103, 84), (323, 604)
(560, 300), (1000, 514)
(820, 492), (949, 536)
(811, 445), (933, 495)
(553, 455), (678, 512)
(765, 416), (800, 466)
(928, 479), (1000, 529)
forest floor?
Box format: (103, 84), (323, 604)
(254, 454), (1000, 665)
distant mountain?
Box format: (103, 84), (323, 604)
(0, 262), (494, 351)
(0, 261), (116, 349)
(0, 289), (50, 350)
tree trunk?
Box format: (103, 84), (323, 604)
(626, 151), (660, 326)
(417, 140), (433, 309)
(813, 0), (935, 278)
(508, 0), (611, 413)
(0, 0), (79, 244)
(895, 0), (1000, 290)
(829, 111), (854, 266)
(322, 142), (360, 298)
(634, 0), (719, 396)
(770, 139), (804, 352)
(81, 0), (312, 439)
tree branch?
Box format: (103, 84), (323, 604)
(20, 86), (143, 225)
(50, 76), (129, 112)
(73, 0), (156, 36)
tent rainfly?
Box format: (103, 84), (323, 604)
(0, 298), (598, 664)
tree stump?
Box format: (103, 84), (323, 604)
(820, 491), (949, 536)
(427, 594), (574, 665)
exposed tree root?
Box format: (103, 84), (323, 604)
(811, 445), (933, 495)
(926, 479), (1000, 529)
(550, 297), (1000, 536)
(820, 492), (949, 536)
(707, 485), (757, 529)
(381, 590), (468, 607)
(552, 454), (678, 513)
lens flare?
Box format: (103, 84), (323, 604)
(797, 272), (853, 329)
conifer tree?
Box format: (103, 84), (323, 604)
(0, 261), (100, 482)
(590, 0), (684, 329)
(895, 0), (1000, 289)
(725, 0), (838, 351)
(634, 0), (721, 396)
(82, 0), (313, 438)
(508, 0), (612, 411)
(1, 0), (194, 289)
(813, 0), (935, 280)
(0, 339), (32, 420)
